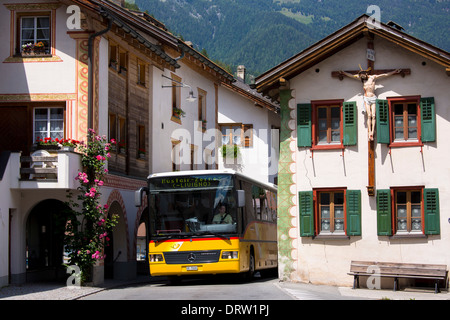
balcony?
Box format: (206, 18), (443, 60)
(1, 149), (82, 190)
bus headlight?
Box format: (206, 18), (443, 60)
(149, 254), (163, 262)
(221, 251), (238, 259)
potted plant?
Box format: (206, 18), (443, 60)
(36, 137), (60, 150)
(33, 41), (45, 54)
(173, 107), (186, 119)
(220, 144), (240, 159)
(60, 138), (80, 152)
(138, 148), (146, 159)
(118, 141), (126, 154)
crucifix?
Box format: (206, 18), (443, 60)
(331, 39), (411, 196)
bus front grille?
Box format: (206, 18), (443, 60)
(163, 250), (221, 264)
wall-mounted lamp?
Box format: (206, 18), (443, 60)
(161, 74), (197, 102)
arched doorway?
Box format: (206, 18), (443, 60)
(104, 201), (129, 279)
(26, 199), (70, 282)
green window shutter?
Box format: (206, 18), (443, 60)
(299, 191), (314, 237)
(346, 190), (361, 236)
(424, 188), (440, 235)
(376, 99), (390, 144)
(297, 104), (312, 147)
(343, 102), (357, 146)
(377, 189), (392, 236)
(421, 97), (436, 142)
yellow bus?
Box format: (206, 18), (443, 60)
(135, 169), (277, 282)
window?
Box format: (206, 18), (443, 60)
(394, 189), (422, 233)
(376, 96), (436, 146)
(220, 124), (253, 147)
(297, 100), (356, 148)
(118, 117), (126, 152)
(393, 102), (418, 141)
(119, 49), (127, 75)
(299, 189), (361, 237)
(109, 43), (118, 70)
(171, 74), (182, 119)
(137, 125), (145, 158)
(377, 188), (440, 236)
(171, 140), (181, 171)
(109, 113), (117, 149)
(316, 105), (341, 145)
(318, 190), (345, 234)
(137, 61), (146, 86)
(34, 107), (64, 141)
(198, 88), (207, 131)
(20, 15), (51, 55)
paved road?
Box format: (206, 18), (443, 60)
(80, 274), (294, 300)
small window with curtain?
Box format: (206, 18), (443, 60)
(394, 189), (423, 234)
(318, 190), (345, 234)
(220, 124), (253, 147)
(19, 14), (51, 55)
(34, 107), (64, 141)
(311, 100), (344, 149)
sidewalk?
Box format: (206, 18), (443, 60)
(277, 280), (450, 300)
(0, 275), (154, 300)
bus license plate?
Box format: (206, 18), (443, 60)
(186, 266), (198, 271)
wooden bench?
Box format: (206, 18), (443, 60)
(348, 261), (448, 293)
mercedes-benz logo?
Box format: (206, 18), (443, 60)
(187, 253), (196, 262)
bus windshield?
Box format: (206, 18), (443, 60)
(148, 174), (238, 239)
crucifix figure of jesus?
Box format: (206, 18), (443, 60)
(340, 68), (401, 141)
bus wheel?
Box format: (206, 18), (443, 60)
(246, 253), (255, 281)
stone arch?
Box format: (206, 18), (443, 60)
(105, 189), (131, 261)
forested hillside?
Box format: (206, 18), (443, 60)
(133, 0), (450, 78)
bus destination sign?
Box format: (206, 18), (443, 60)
(150, 175), (232, 191)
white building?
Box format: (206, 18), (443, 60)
(254, 15), (450, 289)
(218, 66), (280, 184)
(0, 0), (277, 286)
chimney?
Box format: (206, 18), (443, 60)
(109, 0), (125, 6)
(237, 65), (246, 82)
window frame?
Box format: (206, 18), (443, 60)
(314, 188), (347, 236)
(219, 123), (253, 148)
(33, 106), (65, 142)
(137, 124), (146, 159)
(311, 100), (344, 150)
(388, 96), (422, 147)
(14, 10), (54, 57)
(391, 186), (425, 235)
(197, 88), (207, 131)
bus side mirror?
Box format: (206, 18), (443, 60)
(237, 190), (245, 207)
(135, 187), (148, 207)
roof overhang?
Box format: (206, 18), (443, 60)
(254, 14), (450, 102)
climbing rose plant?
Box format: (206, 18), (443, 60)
(64, 129), (118, 284)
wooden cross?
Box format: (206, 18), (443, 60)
(331, 40), (411, 196)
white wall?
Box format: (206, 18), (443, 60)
(0, 2), (77, 95)
(290, 36), (450, 286)
(218, 83), (279, 184)
(151, 62), (218, 174)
